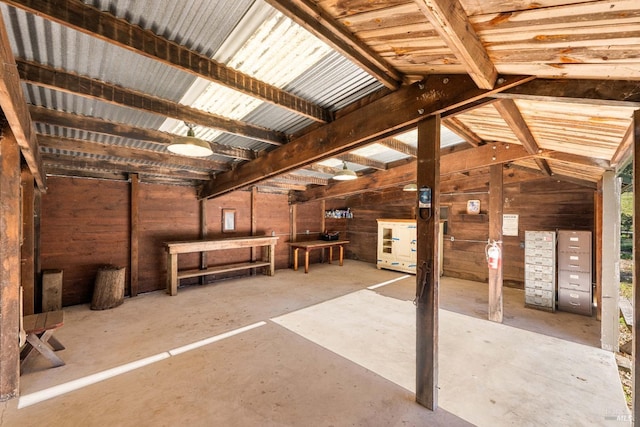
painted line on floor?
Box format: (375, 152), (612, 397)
(367, 275), (411, 290)
(18, 321), (266, 409)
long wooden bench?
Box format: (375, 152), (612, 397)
(165, 236), (279, 296)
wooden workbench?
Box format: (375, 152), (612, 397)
(165, 236), (278, 295)
(289, 239), (350, 273)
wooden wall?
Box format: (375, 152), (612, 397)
(313, 170), (595, 287)
(41, 177), (290, 306)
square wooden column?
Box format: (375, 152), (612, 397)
(488, 164), (504, 322)
(415, 115), (440, 410)
(0, 126), (22, 400)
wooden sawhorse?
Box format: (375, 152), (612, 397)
(21, 310), (65, 369)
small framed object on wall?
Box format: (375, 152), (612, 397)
(466, 199), (480, 214)
(222, 209), (236, 232)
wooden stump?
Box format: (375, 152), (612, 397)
(42, 269), (63, 312)
(91, 266), (125, 310)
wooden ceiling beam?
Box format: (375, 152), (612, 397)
(508, 164), (598, 190)
(337, 153), (387, 170)
(0, 13), (45, 190)
(41, 154), (210, 181)
(4, 0), (331, 123)
(443, 116), (483, 147)
(493, 98), (552, 176)
(413, 0), (497, 89)
(494, 79), (640, 107)
(45, 165), (128, 181)
(200, 74), (533, 199)
(19, 60), (286, 146)
(265, 0), (402, 89)
(275, 173), (329, 186)
(37, 134), (229, 171)
(291, 142), (536, 203)
(29, 106), (256, 161)
(611, 123), (634, 168)
(377, 138), (417, 157)
(537, 151), (611, 170)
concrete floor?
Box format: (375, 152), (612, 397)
(1, 260), (630, 426)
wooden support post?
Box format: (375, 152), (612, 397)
(595, 180), (603, 322)
(250, 187), (257, 270)
(632, 109), (640, 417)
(488, 164), (504, 323)
(130, 173), (139, 297)
(20, 167), (35, 315)
(415, 115), (440, 410)
(290, 204), (297, 267)
(0, 126), (21, 400)
(600, 171), (619, 352)
(199, 198), (207, 284)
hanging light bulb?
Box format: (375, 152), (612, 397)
(167, 123), (214, 157)
(333, 161), (357, 181)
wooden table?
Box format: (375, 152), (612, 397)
(289, 240), (350, 273)
(165, 236), (279, 296)
(21, 310), (65, 369)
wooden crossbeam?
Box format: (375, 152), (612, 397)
(413, 0), (497, 89)
(0, 13), (45, 190)
(443, 116), (483, 147)
(494, 98), (552, 176)
(266, 0), (402, 89)
(37, 135), (229, 171)
(30, 106), (256, 161)
(337, 153), (387, 170)
(19, 60), (286, 146)
(377, 138), (417, 157)
(5, 0), (331, 123)
(200, 74), (533, 199)
(42, 154), (211, 181)
(291, 142), (536, 203)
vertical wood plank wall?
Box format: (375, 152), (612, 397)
(40, 177), (291, 306)
(333, 171), (594, 287)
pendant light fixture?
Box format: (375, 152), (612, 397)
(402, 183), (417, 191)
(333, 160), (357, 181)
(167, 123), (214, 157)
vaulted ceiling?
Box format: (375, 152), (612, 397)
(0, 0), (638, 200)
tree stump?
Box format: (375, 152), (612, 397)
(91, 266), (125, 310)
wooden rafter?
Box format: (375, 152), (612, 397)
(337, 153), (387, 170)
(413, 0), (497, 89)
(508, 163), (598, 190)
(4, 0), (331, 123)
(265, 0), (402, 89)
(19, 60), (286, 146)
(30, 106), (256, 161)
(291, 142), (536, 203)
(537, 151), (611, 170)
(611, 123), (634, 168)
(199, 74), (533, 199)
(378, 138), (417, 157)
(0, 12), (45, 190)
(275, 173), (329, 186)
(495, 79), (640, 107)
(443, 116), (483, 147)
(493, 98), (552, 176)
(37, 135), (229, 171)
(41, 154), (211, 181)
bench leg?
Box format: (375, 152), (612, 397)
(23, 331), (65, 368)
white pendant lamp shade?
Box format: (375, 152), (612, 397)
(167, 124), (214, 157)
(333, 161), (357, 181)
(402, 183), (417, 191)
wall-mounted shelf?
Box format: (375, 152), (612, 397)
(325, 209), (353, 219)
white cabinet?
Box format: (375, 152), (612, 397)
(377, 219), (417, 274)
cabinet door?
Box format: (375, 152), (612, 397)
(394, 225), (417, 261)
